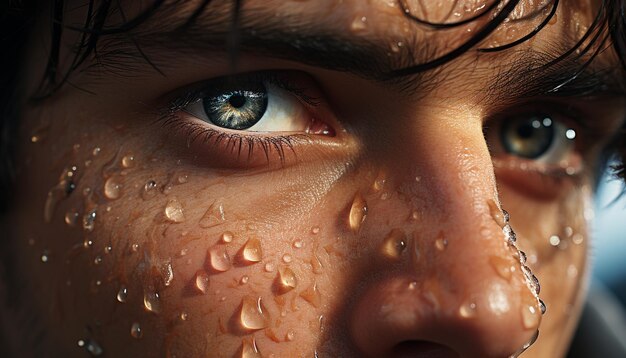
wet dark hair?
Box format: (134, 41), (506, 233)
(0, 0), (625, 354)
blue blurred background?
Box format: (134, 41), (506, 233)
(593, 172), (626, 308)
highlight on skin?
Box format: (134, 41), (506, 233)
(0, 0), (625, 357)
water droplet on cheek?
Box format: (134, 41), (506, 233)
(116, 286), (128, 303)
(434, 233), (448, 251)
(130, 322), (143, 339)
(221, 231), (234, 243)
(164, 198), (185, 223)
(240, 338), (262, 358)
(350, 15), (367, 32)
(275, 267), (298, 294)
(44, 166), (79, 223)
(300, 282), (322, 307)
(292, 239), (304, 249)
(103, 176), (123, 200)
(207, 246), (232, 272)
(380, 229), (407, 260)
(193, 271), (210, 294)
(240, 238), (263, 263)
(65, 210), (80, 226)
(121, 155), (135, 168)
(83, 208), (97, 232)
(238, 296), (268, 331)
(142, 180), (158, 200)
(348, 193), (368, 233)
(77, 339), (103, 356)
(282, 254), (293, 263)
(143, 291), (161, 314)
(198, 202), (226, 228)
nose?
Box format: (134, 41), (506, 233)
(348, 119), (543, 358)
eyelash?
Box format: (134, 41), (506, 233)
(155, 72), (321, 164)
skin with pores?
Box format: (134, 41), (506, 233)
(3, 0), (626, 357)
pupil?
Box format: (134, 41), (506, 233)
(229, 95), (246, 108)
(516, 124), (534, 139)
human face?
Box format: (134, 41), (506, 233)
(7, 0), (625, 357)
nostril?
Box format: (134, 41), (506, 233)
(391, 341), (460, 358)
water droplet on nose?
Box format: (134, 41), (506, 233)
(264, 262), (275, 272)
(300, 282), (321, 307)
(311, 226), (320, 235)
(240, 238), (263, 263)
(116, 286), (128, 303)
(65, 210), (79, 226)
(286, 329), (295, 341)
(198, 201), (226, 228)
(435, 233), (448, 251)
(207, 246), (232, 272)
(130, 322), (143, 339)
(350, 15), (367, 32)
(142, 180), (158, 200)
(487, 199), (506, 227)
(193, 270), (210, 294)
(180, 312), (189, 321)
(78, 339), (103, 356)
(282, 254), (292, 263)
(83, 208), (97, 231)
(539, 299), (546, 314)
(521, 304), (540, 329)
(275, 267), (298, 294)
(93, 256), (102, 265)
(521, 265), (540, 295)
(92, 147), (101, 156)
(510, 330), (539, 358)
(221, 231), (234, 243)
(348, 193), (368, 233)
(41, 251), (50, 263)
(143, 291), (161, 314)
(380, 229), (407, 260)
(292, 239), (304, 249)
(240, 338), (262, 358)
(489, 256), (513, 281)
(164, 198), (185, 223)
(459, 301), (477, 318)
(131, 243), (140, 252)
(103, 176), (123, 200)
(121, 154), (135, 168)
(239, 296), (268, 331)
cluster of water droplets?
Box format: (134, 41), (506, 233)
(487, 200), (545, 357)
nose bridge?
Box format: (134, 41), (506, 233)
(349, 118), (544, 357)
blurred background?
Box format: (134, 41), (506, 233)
(592, 171), (626, 307)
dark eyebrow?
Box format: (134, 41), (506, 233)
(92, 4), (625, 101)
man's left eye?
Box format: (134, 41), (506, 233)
(499, 114), (576, 164)
(182, 74), (325, 133)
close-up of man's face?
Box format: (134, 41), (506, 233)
(1, 0), (625, 357)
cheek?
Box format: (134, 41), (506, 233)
(499, 183), (590, 356)
(11, 121), (367, 356)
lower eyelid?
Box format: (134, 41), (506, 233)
(492, 155), (583, 200)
